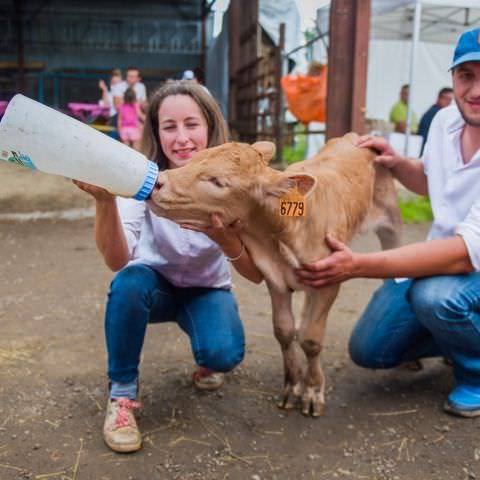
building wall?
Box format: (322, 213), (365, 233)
(0, 0), (212, 106)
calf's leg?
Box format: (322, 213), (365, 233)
(268, 288), (303, 410)
(298, 285), (340, 417)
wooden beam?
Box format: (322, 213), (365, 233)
(326, 0), (371, 139)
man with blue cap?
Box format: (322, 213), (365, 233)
(297, 27), (480, 417)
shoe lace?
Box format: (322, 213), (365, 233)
(114, 398), (142, 428)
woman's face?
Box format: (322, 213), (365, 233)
(158, 94), (208, 169)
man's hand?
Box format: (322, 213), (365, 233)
(356, 135), (403, 169)
(295, 234), (358, 287)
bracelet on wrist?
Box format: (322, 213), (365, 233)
(226, 242), (245, 262)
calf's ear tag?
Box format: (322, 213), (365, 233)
(279, 186), (306, 217)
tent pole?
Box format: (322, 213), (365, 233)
(405, 0), (422, 156)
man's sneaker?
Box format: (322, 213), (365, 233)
(103, 397), (142, 452)
(192, 367), (225, 391)
(444, 384), (480, 418)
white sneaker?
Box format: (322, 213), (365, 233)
(192, 367), (225, 391)
(103, 397), (142, 453)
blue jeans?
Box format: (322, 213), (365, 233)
(349, 273), (480, 387)
(105, 264), (245, 384)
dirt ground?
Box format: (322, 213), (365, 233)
(1, 162), (479, 480)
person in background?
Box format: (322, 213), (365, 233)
(418, 87), (454, 154)
(182, 69), (196, 82)
(389, 84), (418, 133)
(112, 66), (147, 114)
(117, 87), (144, 150)
(296, 27), (480, 419)
(74, 80), (263, 453)
(98, 69), (123, 125)
(182, 69), (211, 95)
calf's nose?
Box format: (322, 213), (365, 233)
(151, 172), (166, 195)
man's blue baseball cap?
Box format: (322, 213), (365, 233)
(450, 27), (480, 70)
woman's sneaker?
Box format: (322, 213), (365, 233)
(103, 397), (142, 452)
(192, 367), (225, 391)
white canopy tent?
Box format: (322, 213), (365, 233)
(314, 0), (480, 151)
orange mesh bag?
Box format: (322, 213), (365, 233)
(280, 67), (328, 124)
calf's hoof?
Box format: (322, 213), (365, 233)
(277, 381), (302, 411)
(277, 399), (295, 410)
(301, 386), (325, 418)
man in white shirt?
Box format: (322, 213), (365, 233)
(296, 27), (480, 417)
(112, 66), (147, 112)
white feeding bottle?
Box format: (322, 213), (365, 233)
(0, 94), (158, 200)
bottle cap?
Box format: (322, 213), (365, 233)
(133, 160), (159, 200)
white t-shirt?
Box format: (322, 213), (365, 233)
(116, 197), (232, 289)
(111, 81), (147, 104)
(422, 104), (480, 270)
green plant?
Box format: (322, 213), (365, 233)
(398, 195), (433, 224)
(283, 126), (306, 164)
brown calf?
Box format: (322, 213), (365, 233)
(148, 133), (401, 417)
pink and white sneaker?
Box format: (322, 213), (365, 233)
(103, 397), (142, 453)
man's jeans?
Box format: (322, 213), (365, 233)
(349, 273), (480, 387)
(105, 264), (245, 384)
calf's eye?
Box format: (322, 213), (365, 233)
(209, 177), (225, 188)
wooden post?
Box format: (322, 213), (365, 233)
(326, 0), (371, 139)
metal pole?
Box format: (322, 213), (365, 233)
(405, 0), (422, 156)
(274, 23), (285, 165)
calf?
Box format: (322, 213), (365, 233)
(148, 133), (401, 417)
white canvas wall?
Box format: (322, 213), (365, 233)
(366, 39), (454, 122)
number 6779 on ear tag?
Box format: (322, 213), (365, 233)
(279, 186), (306, 217)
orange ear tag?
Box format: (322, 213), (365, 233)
(279, 186), (306, 217)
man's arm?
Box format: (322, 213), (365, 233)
(296, 235), (473, 288)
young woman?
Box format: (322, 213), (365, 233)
(75, 80), (263, 453)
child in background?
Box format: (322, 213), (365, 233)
(118, 87), (144, 150)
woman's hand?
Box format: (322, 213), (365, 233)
(72, 180), (115, 203)
(295, 234), (358, 287)
(181, 214), (243, 251)
(356, 135), (403, 169)
(73, 180), (129, 271)
(182, 215), (264, 284)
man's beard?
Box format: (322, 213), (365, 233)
(455, 99), (480, 127)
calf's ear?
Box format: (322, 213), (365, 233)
(265, 173), (317, 198)
(252, 141), (276, 163)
